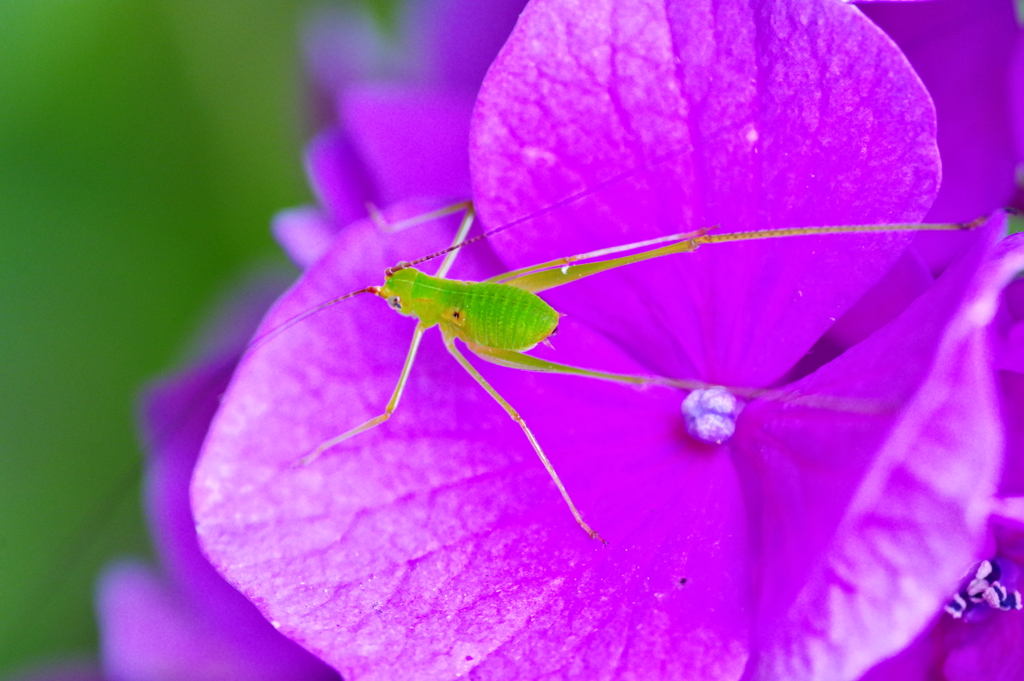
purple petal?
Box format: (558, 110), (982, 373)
(936, 521), (1024, 681)
(941, 606), (1024, 681)
(97, 560), (336, 681)
(1005, 278), (1024, 322)
(194, 218), (755, 679)
(857, 625), (943, 681)
(302, 5), (405, 108)
(994, 280), (1024, 493)
(272, 206), (340, 270)
(97, 560), (233, 681)
(826, 246), (934, 350)
(341, 84), (474, 205)
(142, 357), (247, 603)
(304, 129), (378, 227)
(998, 371), (1024, 496)
(861, 576), (1024, 681)
(139, 356), (338, 680)
(1013, 34), (1024, 165)
(775, 248), (937, 385)
(863, 0), (1020, 274)
(410, 0), (529, 91)
(470, 0), (940, 386)
(993, 278), (1024, 373)
(734, 216), (1024, 680)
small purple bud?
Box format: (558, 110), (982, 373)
(681, 386), (743, 444)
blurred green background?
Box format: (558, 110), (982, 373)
(0, 0), (392, 675)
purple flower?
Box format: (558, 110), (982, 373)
(192, 0), (1022, 679)
(94, 280), (340, 681)
(794, 5), (1024, 679)
(273, 0), (527, 269)
(857, 269), (1024, 681)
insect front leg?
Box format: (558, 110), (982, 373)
(297, 322), (429, 466)
(441, 332), (606, 544)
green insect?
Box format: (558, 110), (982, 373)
(263, 202), (980, 543)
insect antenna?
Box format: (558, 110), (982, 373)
(245, 285), (381, 356)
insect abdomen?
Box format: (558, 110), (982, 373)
(449, 282), (558, 351)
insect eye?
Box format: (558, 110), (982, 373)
(387, 295), (402, 311)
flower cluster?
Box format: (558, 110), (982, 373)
(185, 0), (1024, 679)
(54, 0), (1024, 680)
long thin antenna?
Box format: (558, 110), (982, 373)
(245, 286), (380, 356)
(403, 230), (490, 269)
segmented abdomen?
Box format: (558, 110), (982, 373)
(451, 282), (559, 351)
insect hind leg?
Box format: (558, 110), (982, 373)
(297, 323), (428, 467)
(442, 332), (606, 544)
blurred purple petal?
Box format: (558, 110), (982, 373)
(92, 274), (339, 681)
(98, 560), (243, 681)
(272, 206), (340, 270)
(941, 603), (1024, 681)
(305, 129), (378, 226)
(341, 84), (475, 204)
(142, 358), (250, 609)
(998, 371), (1024, 496)
(302, 5), (406, 108)
(1005, 278), (1024, 320)
(471, 0), (940, 387)
(1013, 33), (1024, 164)
(294, 0), (526, 245)
(133, 352), (339, 681)
(863, 0), (1020, 274)
(857, 627), (942, 681)
(410, 0), (528, 91)
(97, 557), (334, 681)
(179, 267), (297, 364)
(993, 278), (1024, 373)
(994, 277), (1024, 494)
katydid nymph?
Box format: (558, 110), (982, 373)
(254, 202), (981, 543)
